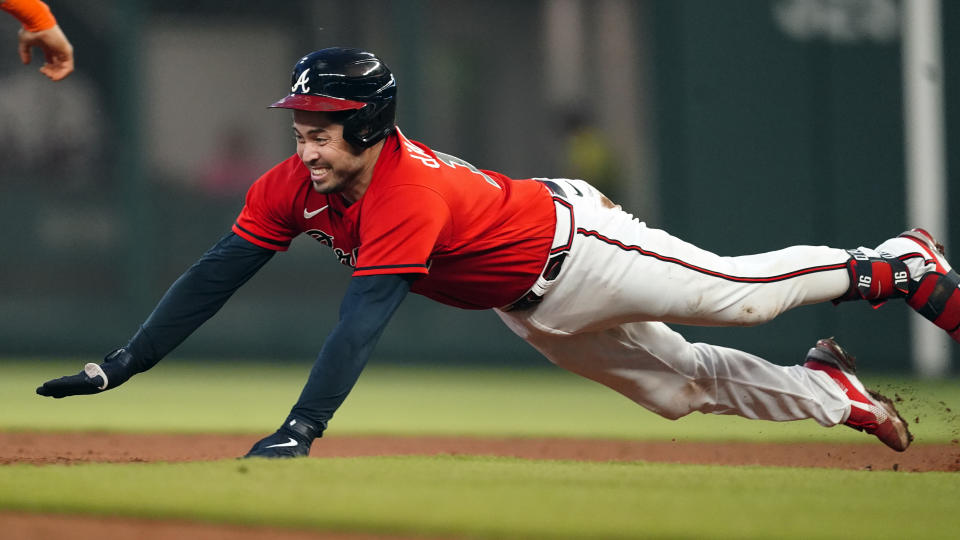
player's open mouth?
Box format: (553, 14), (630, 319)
(310, 167), (330, 181)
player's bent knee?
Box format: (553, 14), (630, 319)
(651, 405), (691, 421)
(660, 379), (713, 419)
(723, 302), (783, 327)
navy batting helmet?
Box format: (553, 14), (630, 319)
(270, 47), (397, 148)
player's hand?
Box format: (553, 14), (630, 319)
(245, 416), (322, 458)
(36, 348), (137, 398)
(18, 24), (74, 81)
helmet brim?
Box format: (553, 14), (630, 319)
(269, 94), (367, 111)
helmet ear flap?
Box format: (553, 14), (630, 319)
(342, 100), (397, 148)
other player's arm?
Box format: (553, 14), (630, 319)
(1, 0), (74, 80)
(245, 273), (413, 457)
(36, 232), (275, 397)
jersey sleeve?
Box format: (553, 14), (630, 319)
(352, 186), (450, 276)
(231, 170), (299, 252)
(1, 0), (57, 32)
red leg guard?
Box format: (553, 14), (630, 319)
(906, 270), (960, 343)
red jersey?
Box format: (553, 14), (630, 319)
(232, 129), (555, 309)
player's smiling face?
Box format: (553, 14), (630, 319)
(292, 110), (380, 202)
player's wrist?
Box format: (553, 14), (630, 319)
(98, 348), (141, 390)
(280, 415), (323, 442)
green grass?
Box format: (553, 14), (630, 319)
(1, 455), (958, 539)
(4, 359), (960, 443)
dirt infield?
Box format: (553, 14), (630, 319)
(2, 431), (960, 471)
(2, 432), (958, 540)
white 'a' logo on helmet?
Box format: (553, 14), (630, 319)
(292, 68), (311, 93)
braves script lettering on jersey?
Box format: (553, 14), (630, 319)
(233, 129), (555, 310)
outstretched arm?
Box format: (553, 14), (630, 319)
(246, 273), (413, 458)
(37, 232), (275, 397)
(124, 232), (276, 367)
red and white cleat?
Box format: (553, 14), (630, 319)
(898, 228), (960, 343)
(804, 338), (912, 452)
(898, 228), (952, 275)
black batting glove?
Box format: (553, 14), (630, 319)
(36, 348), (139, 398)
(245, 416), (322, 459)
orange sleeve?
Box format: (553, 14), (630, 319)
(1, 0), (57, 32)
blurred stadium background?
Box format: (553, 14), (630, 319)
(1, 0), (957, 374)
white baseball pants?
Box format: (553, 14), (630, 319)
(496, 179), (857, 426)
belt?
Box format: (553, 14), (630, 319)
(501, 180), (575, 312)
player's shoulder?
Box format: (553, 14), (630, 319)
(381, 131), (454, 185)
(241, 154), (309, 214)
(373, 129), (517, 198)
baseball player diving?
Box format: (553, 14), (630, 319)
(36, 48), (960, 456)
